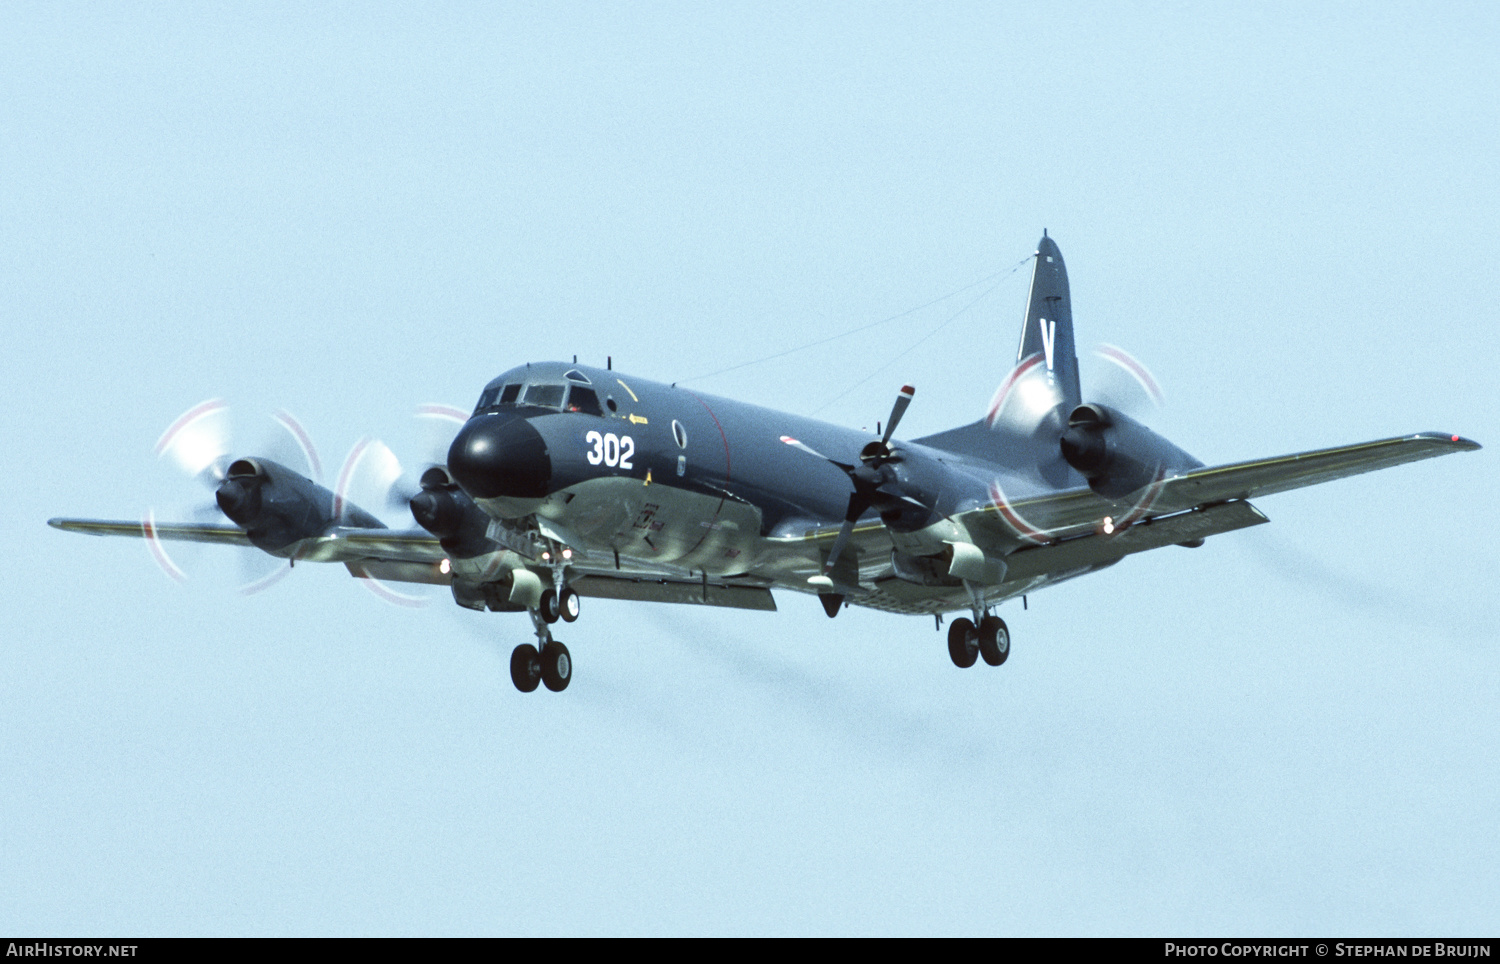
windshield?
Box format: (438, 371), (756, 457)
(522, 384), (565, 409)
(473, 382), (524, 415)
(474, 379), (600, 416)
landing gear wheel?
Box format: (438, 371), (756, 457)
(978, 615), (1010, 666)
(558, 587), (581, 623)
(538, 588), (560, 624)
(510, 643), (542, 692)
(947, 617), (979, 669)
(541, 640), (572, 692)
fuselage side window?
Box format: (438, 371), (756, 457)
(522, 383), (565, 410)
(566, 386), (603, 416)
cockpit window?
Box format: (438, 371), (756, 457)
(566, 386), (603, 415)
(522, 384), (566, 410)
(475, 383), (524, 415)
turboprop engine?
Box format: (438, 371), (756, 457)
(1058, 403), (1201, 500)
(215, 457), (386, 553)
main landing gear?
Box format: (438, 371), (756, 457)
(511, 572), (581, 693)
(510, 638), (571, 692)
(942, 581), (1014, 671)
(946, 582), (1010, 669)
(947, 614), (1010, 668)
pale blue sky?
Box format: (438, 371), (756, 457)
(3, 2), (1497, 935)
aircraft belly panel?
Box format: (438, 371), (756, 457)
(540, 477), (762, 576)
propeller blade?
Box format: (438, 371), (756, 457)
(1094, 344), (1164, 409)
(780, 435), (829, 460)
(334, 437), (405, 522)
(271, 409), (324, 484)
(823, 493), (871, 575)
(823, 519), (856, 577)
(155, 398), (230, 484)
(881, 385), (916, 446)
(780, 435), (854, 473)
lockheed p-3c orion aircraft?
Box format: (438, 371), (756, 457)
(50, 234), (1480, 694)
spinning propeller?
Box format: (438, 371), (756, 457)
(153, 399), (326, 592)
(151, 398), (466, 600)
(987, 344), (1184, 544)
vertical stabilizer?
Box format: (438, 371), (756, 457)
(1006, 232), (1082, 415)
(972, 232), (1082, 484)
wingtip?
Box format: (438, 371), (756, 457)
(1419, 432), (1481, 451)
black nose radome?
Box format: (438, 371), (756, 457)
(447, 414), (551, 500)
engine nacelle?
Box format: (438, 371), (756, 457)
(1059, 404), (1200, 500)
(215, 457), (384, 553)
(409, 466), (500, 559)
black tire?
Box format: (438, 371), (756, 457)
(978, 615), (1010, 666)
(510, 643), (542, 692)
(538, 588), (560, 624)
(558, 587), (581, 623)
(947, 617), (979, 668)
(541, 640), (572, 692)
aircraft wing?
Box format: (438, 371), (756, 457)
(960, 431), (1480, 550)
(48, 517), (448, 573)
(49, 517), (253, 546)
(1147, 431), (1481, 512)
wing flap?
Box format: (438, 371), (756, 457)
(312, 528), (447, 565)
(570, 575), (777, 611)
(345, 559), (450, 585)
(1002, 500), (1268, 581)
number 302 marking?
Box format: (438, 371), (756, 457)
(585, 431), (634, 469)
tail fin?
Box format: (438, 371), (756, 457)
(916, 233), (1081, 480)
(993, 231), (1081, 424)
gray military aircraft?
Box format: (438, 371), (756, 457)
(51, 233), (1480, 693)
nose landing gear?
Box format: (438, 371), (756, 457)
(538, 586), (581, 623)
(512, 568), (579, 693)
